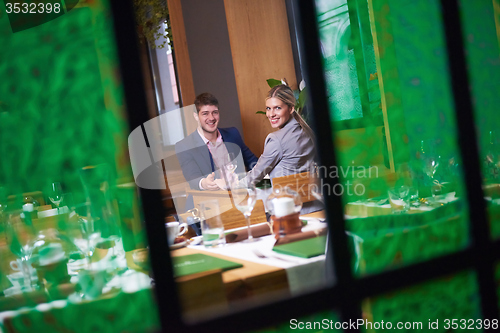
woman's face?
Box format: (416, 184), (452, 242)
(266, 97), (293, 129)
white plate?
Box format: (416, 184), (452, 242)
(189, 236), (203, 246)
(170, 240), (188, 250)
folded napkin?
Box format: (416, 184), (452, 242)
(274, 227), (327, 246)
(273, 235), (327, 258)
(225, 223), (272, 243)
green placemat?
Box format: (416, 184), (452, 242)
(172, 253), (243, 277)
(272, 235), (327, 258)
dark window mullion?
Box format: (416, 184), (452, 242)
(295, 0), (361, 330)
(284, 0), (305, 88)
(108, 0), (184, 331)
(439, 0), (499, 324)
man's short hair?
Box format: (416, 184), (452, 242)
(194, 93), (219, 113)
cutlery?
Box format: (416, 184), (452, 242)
(253, 249), (299, 264)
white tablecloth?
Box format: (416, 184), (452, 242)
(187, 217), (330, 296)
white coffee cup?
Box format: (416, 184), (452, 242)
(8, 259), (37, 288)
(165, 221), (188, 246)
(10, 259), (24, 271)
(10, 259), (36, 275)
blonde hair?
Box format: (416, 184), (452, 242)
(266, 84), (315, 141)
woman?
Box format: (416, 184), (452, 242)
(244, 84), (321, 213)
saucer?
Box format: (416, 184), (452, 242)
(189, 236), (203, 246)
(170, 240), (188, 250)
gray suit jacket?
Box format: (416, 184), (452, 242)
(246, 117), (321, 214)
(246, 117), (316, 184)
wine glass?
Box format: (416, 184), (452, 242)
(396, 163), (419, 206)
(70, 201), (104, 268)
(225, 153), (237, 173)
(66, 216), (97, 271)
(229, 174), (257, 242)
(423, 157), (440, 179)
(388, 185), (410, 213)
(418, 139), (441, 179)
(5, 213), (36, 291)
(223, 153), (237, 186)
(48, 182), (64, 212)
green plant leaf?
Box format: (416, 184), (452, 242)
(256, 111), (266, 115)
(266, 79), (282, 88)
(297, 87), (307, 111)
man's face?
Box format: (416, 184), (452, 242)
(194, 104), (220, 135)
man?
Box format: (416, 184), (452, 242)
(175, 93), (258, 192)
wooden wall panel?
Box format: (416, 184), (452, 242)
(224, 0), (297, 156)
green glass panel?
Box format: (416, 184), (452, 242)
(364, 271), (481, 332)
(458, 0), (500, 239)
(1, 288), (158, 333)
(316, 0), (370, 122)
(0, 1), (159, 331)
(255, 310), (343, 333)
(315, 0), (470, 277)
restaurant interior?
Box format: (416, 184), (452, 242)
(0, 0), (500, 332)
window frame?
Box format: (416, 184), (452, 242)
(109, 0), (500, 331)
(287, 0), (384, 129)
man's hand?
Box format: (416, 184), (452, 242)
(201, 172), (220, 190)
(214, 178), (227, 190)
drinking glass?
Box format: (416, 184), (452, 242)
(230, 175), (257, 241)
(61, 202), (98, 270)
(67, 217), (96, 271)
(5, 214), (36, 290)
(48, 182), (64, 212)
(388, 186), (410, 214)
(431, 183), (446, 201)
(418, 140), (442, 186)
(199, 200), (225, 248)
(78, 164), (126, 273)
(29, 229), (75, 284)
(409, 187), (419, 205)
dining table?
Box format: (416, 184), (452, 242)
(162, 210), (329, 321)
(0, 188), (472, 331)
(344, 192), (460, 218)
(156, 193), (465, 321)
